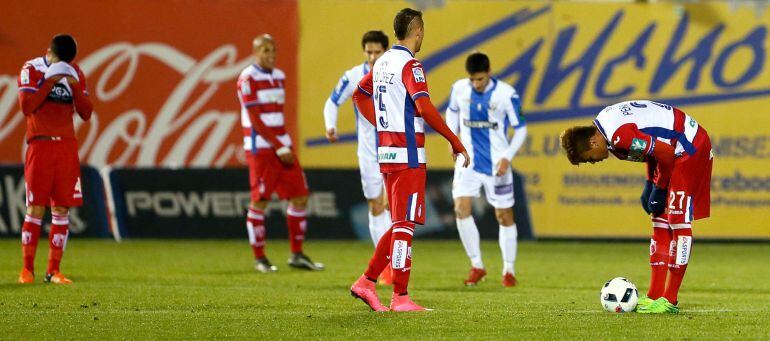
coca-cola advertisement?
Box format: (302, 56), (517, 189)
(0, 1), (299, 167)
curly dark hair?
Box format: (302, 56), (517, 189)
(560, 126), (597, 165)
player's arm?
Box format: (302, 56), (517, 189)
(17, 65), (59, 116)
(497, 93), (528, 176)
(68, 64), (93, 121)
(323, 72), (355, 142)
(352, 71), (376, 126)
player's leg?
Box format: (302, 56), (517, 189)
(495, 207), (518, 287)
(452, 167), (486, 285)
(361, 158), (391, 247)
(45, 141), (80, 284)
(367, 186), (393, 285)
(484, 170), (518, 286)
(19, 206), (45, 284)
(664, 224), (692, 306)
(245, 151), (278, 272)
(44, 206), (72, 284)
(385, 168), (429, 311)
(19, 140), (54, 283)
(277, 159), (323, 271)
(647, 216), (673, 299)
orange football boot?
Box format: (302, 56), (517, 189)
(44, 272), (73, 284)
(18, 269), (34, 284)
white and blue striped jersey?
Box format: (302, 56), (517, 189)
(323, 62), (377, 162)
(446, 78), (527, 175)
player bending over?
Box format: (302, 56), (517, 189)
(17, 34), (93, 284)
(323, 30), (394, 284)
(446, 52), (527, 287)
(237, 34), (323, 273)
(560, 100), (713, 314)
(349, 8), (469, 312)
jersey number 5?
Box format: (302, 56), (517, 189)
(375, 85), (388, 128)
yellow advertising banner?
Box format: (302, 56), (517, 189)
(298, 1), (770, 238)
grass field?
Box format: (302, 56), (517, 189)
(1, 239), (769, 339)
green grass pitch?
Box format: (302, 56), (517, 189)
(1, 239), (769, 339)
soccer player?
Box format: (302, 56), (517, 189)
(323, 31), (393, 252)
(17, 34), (93, 284)
(349, 8), (469, 312)
(237, 34), (323, 273)
(445, 52), (527, 287)
(560, 100), (713, 314)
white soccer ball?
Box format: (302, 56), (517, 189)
(600, 277), (639, 313)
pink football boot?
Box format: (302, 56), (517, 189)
(350, 275), (389, 312)
(390, 294), (432, 312)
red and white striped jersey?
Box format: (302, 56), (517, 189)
(237, 64), (289, 152)
(357, 45), (430, 173)
(593, 100), (701, 161)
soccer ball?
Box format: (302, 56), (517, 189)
(600, 277), (639, 313)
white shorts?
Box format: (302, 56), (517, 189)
(359, 155), (384, 199)
(452, 167), (515, 209)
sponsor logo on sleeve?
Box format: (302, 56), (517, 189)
(20, 69), (30, 85)
(628, 137), (648, 162)
(412, 67), (425, 83)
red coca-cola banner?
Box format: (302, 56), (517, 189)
(0, 0), (298, 168)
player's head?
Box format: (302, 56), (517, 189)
(393, 8), (424, 52)
(49, 34), (77, 63)
(465, 52), (491, 93)
(361, 30), (388, 66)
(253, 34), (276, 70)
(560, 125), (609, 165)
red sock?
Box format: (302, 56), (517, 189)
(246, 208), (266, 259)
(664, 226), (692, 305)
(47, 214), (70, 275)
(390, 222), (414, 295)
(21, 215), (42, 272)
(364, 226), (393, 280)
(647, 217), (672, 299)
(286, 205), (306, 254)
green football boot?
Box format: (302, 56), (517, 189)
(637, 297), (679, 314)
(635, 295), (655, 312)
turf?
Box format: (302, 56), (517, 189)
(1, 239), (768, 339)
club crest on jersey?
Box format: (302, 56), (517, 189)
(412, 67), (425, 83)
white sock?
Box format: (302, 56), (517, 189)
(457, 216), (484, 269)
(499, 224), (518, 275)
(369, 210), (392, 247)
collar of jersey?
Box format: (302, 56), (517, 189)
(43, 56), (51, 67)
(472, 78), (498, 95)
(253, 63), (273, 74)
(391, 44), (414, 57)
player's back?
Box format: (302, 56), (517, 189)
(595, 100), (700, 155)
(371, 45), (429, 171)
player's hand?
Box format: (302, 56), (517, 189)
(276, 146), (295, 165)
(325, 127), (338, 143)
(495, 158), (511, 176)
(64, 75), (80, 86)
(453, 150), (470, 168)
(640, 180), (653, 214)
(648, 186), (667, 216)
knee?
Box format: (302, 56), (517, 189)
(250, 200), (268, 210)
(454, 202), (472, 219)
(26, 206), (46, 219)
(495, 208), (514, 226)
(289, 196), (308, 209)
(51, 206), (69, 215)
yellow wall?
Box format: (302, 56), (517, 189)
(299, 1), (770, 238)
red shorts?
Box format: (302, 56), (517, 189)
(24, 139), (83, 207)
(247, 149), (309, 202)
(385, 167), (426, 225)
(666, 127), (712, 225)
